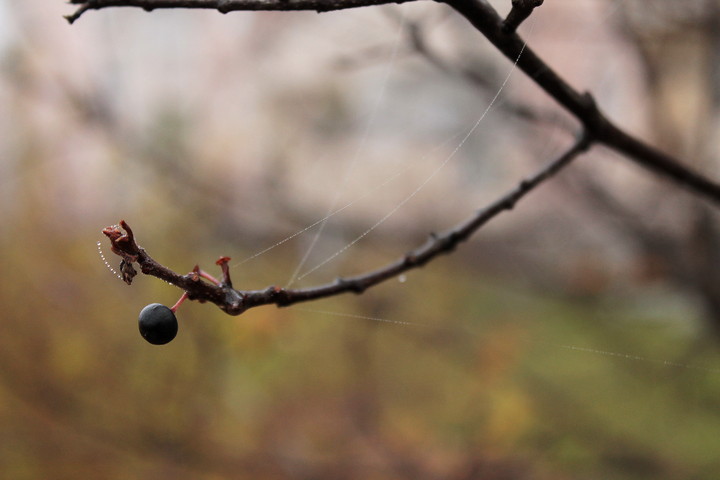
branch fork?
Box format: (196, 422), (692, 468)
(502, 0), (544, 34)
(102, 221), (246, 313)
(75, 0), (720, 317)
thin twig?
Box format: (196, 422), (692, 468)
(65, 0), (414, 24)
(103, 132), (591, 315)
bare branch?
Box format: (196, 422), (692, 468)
(103, 132), (591, 315)
(444, 0), (720, 205)
(66, 0), (720, 206)
(65, 0), (414, 24)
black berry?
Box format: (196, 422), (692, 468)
(138, 303), (178, 345)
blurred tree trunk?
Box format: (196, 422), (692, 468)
(619, 0), (720, 333)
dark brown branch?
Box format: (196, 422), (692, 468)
(502, 0), (543, 34)
(103, 132), (590, 315)
(65, 0), (411, 24)
(443, 0), (720, 205)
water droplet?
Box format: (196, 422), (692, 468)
(97, 240), (122, 281)
(398, 274), (407, 283)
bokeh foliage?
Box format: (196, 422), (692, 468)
(2, 1), (720, 478)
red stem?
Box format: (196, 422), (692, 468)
(170, 292), (189, 313)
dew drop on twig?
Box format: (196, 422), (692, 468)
(97, 241), (123, 281)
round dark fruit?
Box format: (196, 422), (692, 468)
(138, 303), (178, 345)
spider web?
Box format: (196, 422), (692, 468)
(220, 0), (720, 376)
(233, 7), (531, 282)
(84, 0), (715, 376)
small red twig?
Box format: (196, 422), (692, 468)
(191, 264), (221, 286)
(170, 292), (189, 312)
(102, 221), (243, 312)
(215, 256), (233, 287)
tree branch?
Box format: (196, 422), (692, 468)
(443, 0), (720, 205)
(64, 0), (410, 24)
(103, 132), (591, 315)
(66, 0), (720, 206)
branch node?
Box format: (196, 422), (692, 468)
(217, 0), (233, 14)
(221, 288), (246, 314)
(334, 277), (365, 294)
(580, 91), (598, 112)
(502, 0), (544, 34)
(215, 256), (233, 287)
(577, 91), (608, 139)
(65, 4), (90, 24)
(403, 254), (418, 267)
(266, 285), (293, 306)
(440, 232), (460, 253)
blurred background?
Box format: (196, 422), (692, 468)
(2, 0), (720, 478)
